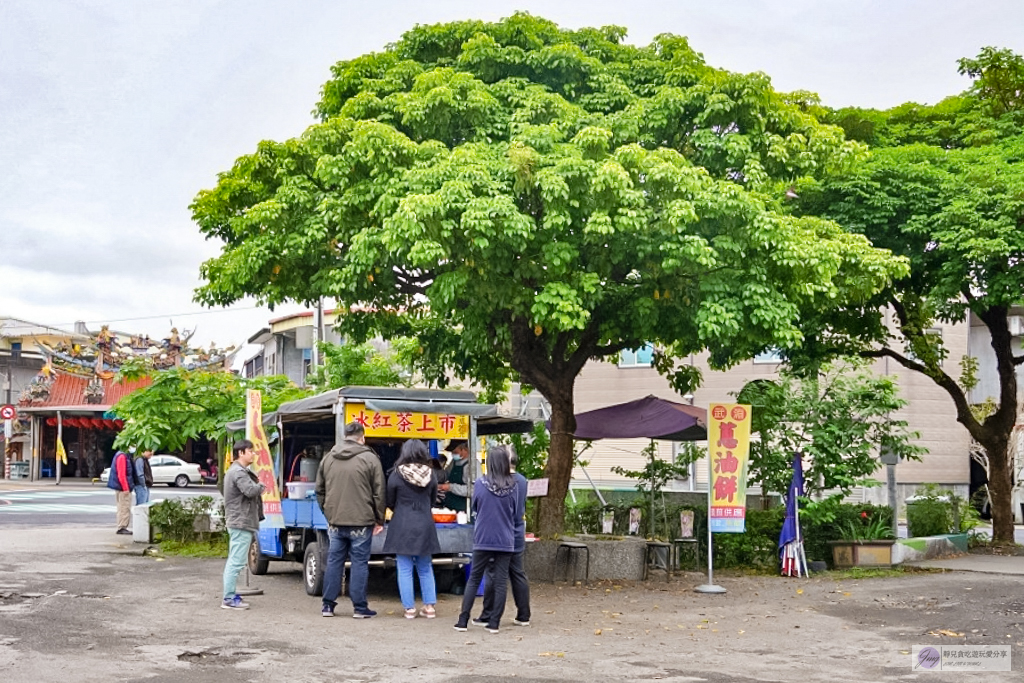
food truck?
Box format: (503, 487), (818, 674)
(230, 386), (533, 595)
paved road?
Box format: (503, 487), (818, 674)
(0, 483), (220, 527)
(1, 525), (1023, 682)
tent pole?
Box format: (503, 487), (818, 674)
(578, 465), (606, 507)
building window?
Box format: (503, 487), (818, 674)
(906, 328), (943, 364)
(619, 344), (655, 368)
(753, 348), (783, 364)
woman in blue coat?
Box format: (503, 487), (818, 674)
(453, 445), (522, 633)
(384, 439), (441, 618)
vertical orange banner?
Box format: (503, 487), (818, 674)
(247, 389), (283, 528)
(708, 403), (752, 533)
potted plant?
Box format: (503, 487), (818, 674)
(828, 511), (896, 568)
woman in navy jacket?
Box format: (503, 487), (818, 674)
(453, 445), (522, 633)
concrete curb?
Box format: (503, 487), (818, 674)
(893, 533), (969, 563)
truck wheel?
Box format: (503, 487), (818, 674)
(248, 536), (269, 575)
(304, 541), (324, 596)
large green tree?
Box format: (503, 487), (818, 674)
(112, 368), (307, 454)
(737, 360), (924, 499)
(793, 48), (1024, 542)
(191, 14), (905, 535)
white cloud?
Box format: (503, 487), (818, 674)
(2, 0), (1023, 354)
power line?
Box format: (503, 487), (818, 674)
(46, 306), (264, 328)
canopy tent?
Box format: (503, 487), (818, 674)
(568, 395), (708, 535)
(226, 385), (534, 435)
(572, 394), (707, 442)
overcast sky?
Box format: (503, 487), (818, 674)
(3, 1), (1023, 356)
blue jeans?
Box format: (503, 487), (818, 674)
(396, 554), (437, 610)
(322, 526), (373, 611)
(134, 485), (150, 505)
(222, 528), (253, 599)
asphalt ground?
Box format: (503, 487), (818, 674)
(1, 525), (1023, 682)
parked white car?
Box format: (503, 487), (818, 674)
(100, 455), (203, 488)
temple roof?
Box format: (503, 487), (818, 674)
(18, 372), (152, 412)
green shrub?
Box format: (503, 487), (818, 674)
(561, 493), (707, 542)
(712, 508), (784, 569)
(150, 495), (217, 542)
(906, 484), (977, 536)
(800, 497), (894, 566)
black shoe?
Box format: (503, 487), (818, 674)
(471, 617), (487, 627)
(352, 608), (377, 619)
(513, 617), (531, 626)
(116, 528), (132, 535)
(453, 620), (468, 632)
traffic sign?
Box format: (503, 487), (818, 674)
(0, 405), (16, 420)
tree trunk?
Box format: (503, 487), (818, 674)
(981, 436), (1015, 542)
(536, 381), (576, 537)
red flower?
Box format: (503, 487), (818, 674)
(860, 511), (869, 519)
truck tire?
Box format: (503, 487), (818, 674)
(248, 535), (270, 575)
(304, 541), (324, 596)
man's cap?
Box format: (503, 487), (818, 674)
(444, 439), (467, 452)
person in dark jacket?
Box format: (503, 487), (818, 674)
(221, 439), (265, 610)
(106, 449), (137, 535)
(383, 439), (441, 619)
(133, 449), (154, 505)
(474, 445), (531, 627)
(453, 445), (522, 634)
(440, 439), (471, 515)
(316, 421), (385, 619)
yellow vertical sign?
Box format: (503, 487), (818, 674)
(247, 390), (283, 528)
(708, 403), (752, 533)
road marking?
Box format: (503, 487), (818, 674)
(0, 504), (118, 514)
(0, 491), (103, 501)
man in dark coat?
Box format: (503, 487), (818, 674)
(315, 421), (385, 619)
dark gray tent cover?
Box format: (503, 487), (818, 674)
(572, 394), (707, 441)
(226, 385), (533, 435)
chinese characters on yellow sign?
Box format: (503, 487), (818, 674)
(247, 389), (283, 528)
(708, 403), (751, 533)
(344, 405), (470, 440)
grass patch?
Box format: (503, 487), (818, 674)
(825, 565), (941, 579)
(157, 534), (229, 558)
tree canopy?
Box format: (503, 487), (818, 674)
(191, 14), (906, 534)
(737, 360), (924, 499)
(792, 47), (1024, 541)
(112, 369), (307, 454)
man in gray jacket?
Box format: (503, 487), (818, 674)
(221, 439), (265, 610)
(316, 421), (385, 618)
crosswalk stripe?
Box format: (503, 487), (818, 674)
(0, 504), (117, 514)
(0, 491), (103, 500)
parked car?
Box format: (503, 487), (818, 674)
(100, 455), (203, 488)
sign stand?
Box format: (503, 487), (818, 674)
(695, 446), (726, 594)
(236, 567), (263, 597)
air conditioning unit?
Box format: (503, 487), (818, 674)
(1009, 316), (1024, 337)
